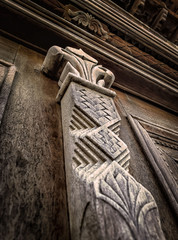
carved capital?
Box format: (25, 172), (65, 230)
(42, 46), (115, 89)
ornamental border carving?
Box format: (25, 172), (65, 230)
(128, 114), (178, 217)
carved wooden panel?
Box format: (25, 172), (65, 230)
(42, 45), (165, 239)
(128, 115), (178, 217)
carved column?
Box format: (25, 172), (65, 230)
(42, 46), (165, 239)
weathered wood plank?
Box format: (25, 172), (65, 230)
(0, 45), (69, 240)
(0, 59), (16, 125)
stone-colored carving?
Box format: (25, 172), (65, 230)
(42, 46), (115, 88)
(130, 0), (146, 15)
(152, 8), (168, 31)
(74, 88), (118, 125)
(59, 76), (131, 239)
(42, 46), (165, 239)
(68, 9), (109, 40)
(93, 161), (165, 240)
(0, 59), (16, 125)
(70, 85), (130, 181)
(60, 79), (165, 239)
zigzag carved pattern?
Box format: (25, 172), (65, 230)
(70, 105), (97, 131)
(70, 88), (130, 178)
(74, 88), (118, 124)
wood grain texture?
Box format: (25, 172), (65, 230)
(0, 35), (18, 63)
(127, 115), (178, 217)
(0, 60), (16, 125)
(0, 44), (69, 240)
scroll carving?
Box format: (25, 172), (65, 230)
(68, 9), (109, 40)
(62, 6), (178, 81)
(42, 46), (165, 239)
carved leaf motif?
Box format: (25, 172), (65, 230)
(94, 162), (165, 239)
(68, 9), (108, 39)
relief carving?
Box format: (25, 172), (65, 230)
(128, 115), (178, 217)
(42, 46), (165, 239)
(68, 9), (109, 40)
(94, 161), (165, 239)
(152, 8), (168, 31)
(42, 46), (115, 88)
(70, 85), (130, 180)
(130, 0), (146, 15)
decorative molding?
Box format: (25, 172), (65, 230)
(4, 0), (177, 67)
(0, 59), (16, 125)
(127, 114), (178, 217)
(68, 9), (109, 40)
(64, 5), (178, 81)
(1, 0), (178, 113)
(151, 8), (168, 31)
(135, 116), (178, 150)
(130, 0), (146, 15)
(102, 0), (178, 44)
(71, 0), (178, 63)
(42, 3), (178, 83)
(42, 46), (165, 239)
(22, 0), (177, 78)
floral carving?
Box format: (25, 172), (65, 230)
(68, 9), (109, 40)
(94, 161), (165, 239)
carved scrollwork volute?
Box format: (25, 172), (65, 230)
(42, 46), (165, 240)
(42, 46), (115, 88)
(68, 9), (109, 40)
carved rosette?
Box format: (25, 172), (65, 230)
(42, 46), (165, 239)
